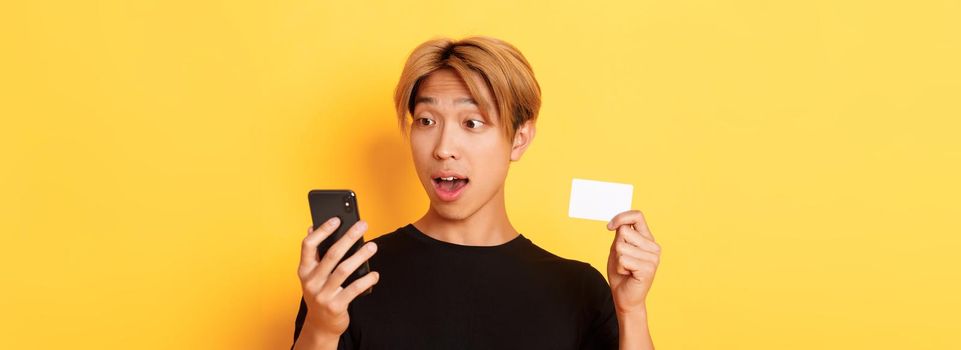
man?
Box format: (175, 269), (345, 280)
(292, 36), (660, 350)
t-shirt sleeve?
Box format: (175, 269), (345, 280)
(291, 295), (355, 350)
(580, 265), (619, 350)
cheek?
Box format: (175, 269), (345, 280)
(472, 142), (512, 182)
(408, 136), (440, 185)
(408, 134), (431, 163)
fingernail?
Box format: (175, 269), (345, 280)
(327, 217), (340, 226)
(367, 242), (377, 252)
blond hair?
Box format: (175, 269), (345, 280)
(393, 36), (541, 139)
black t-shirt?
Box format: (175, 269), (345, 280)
(292, 224), (619, 349)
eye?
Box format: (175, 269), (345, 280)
(415, 117), (435, 126)
(465, 119), (485, 129)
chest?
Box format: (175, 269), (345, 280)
(347, 256), (590, 349)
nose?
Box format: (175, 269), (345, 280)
(433, 121), (460, 160)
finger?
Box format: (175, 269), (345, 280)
(607, 210), (655, 242)
(616, 253), (657, 278)
(631, 211), (655, 242)
(299, 217), (341, 277)
(607, 210), (642, 230)
(613, 240), (661, 266)
(615, 225), (660, 253)
(315, 220), (368, 282)
(321, 240), (378, 293)
(333, 270), (381, 306)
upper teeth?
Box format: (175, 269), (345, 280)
(440, 176), (456, 181)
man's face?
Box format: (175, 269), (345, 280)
(408, 68), (514, 220)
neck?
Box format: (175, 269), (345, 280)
(412, 186), (518, 246)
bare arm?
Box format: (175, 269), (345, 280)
(292, 316), (340, 350)
(617, 308), (653, 350)
(606, 210), (661, 350)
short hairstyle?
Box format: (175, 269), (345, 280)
(393, 36), (541, 139)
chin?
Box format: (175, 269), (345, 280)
(430, 202), (475, 221)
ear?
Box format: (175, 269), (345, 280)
(509, 120), (536, 162)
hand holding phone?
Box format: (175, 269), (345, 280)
(296, 190), (380, 341)
(307, 190), (372, 290)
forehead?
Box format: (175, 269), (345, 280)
(416, 68), (472, 97)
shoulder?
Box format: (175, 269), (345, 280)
(369, 225), (407, 245)
(368, 224), (423, 248)
(364, 224), (421, 263)
(521, 238), (610, 288)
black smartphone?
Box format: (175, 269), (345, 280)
(307, 189), (372, 296)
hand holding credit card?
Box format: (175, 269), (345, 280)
(568, 177), (660, 320)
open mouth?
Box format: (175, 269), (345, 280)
(431, 176), (470, 201)
(432, 176), (469, 191)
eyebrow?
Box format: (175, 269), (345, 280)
(414, 96), (477, 106)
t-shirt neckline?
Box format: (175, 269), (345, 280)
(403, 223), (528, 252)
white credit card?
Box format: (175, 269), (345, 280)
(568, 178), (634, 222)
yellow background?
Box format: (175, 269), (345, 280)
(2, 0), (959, 349)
